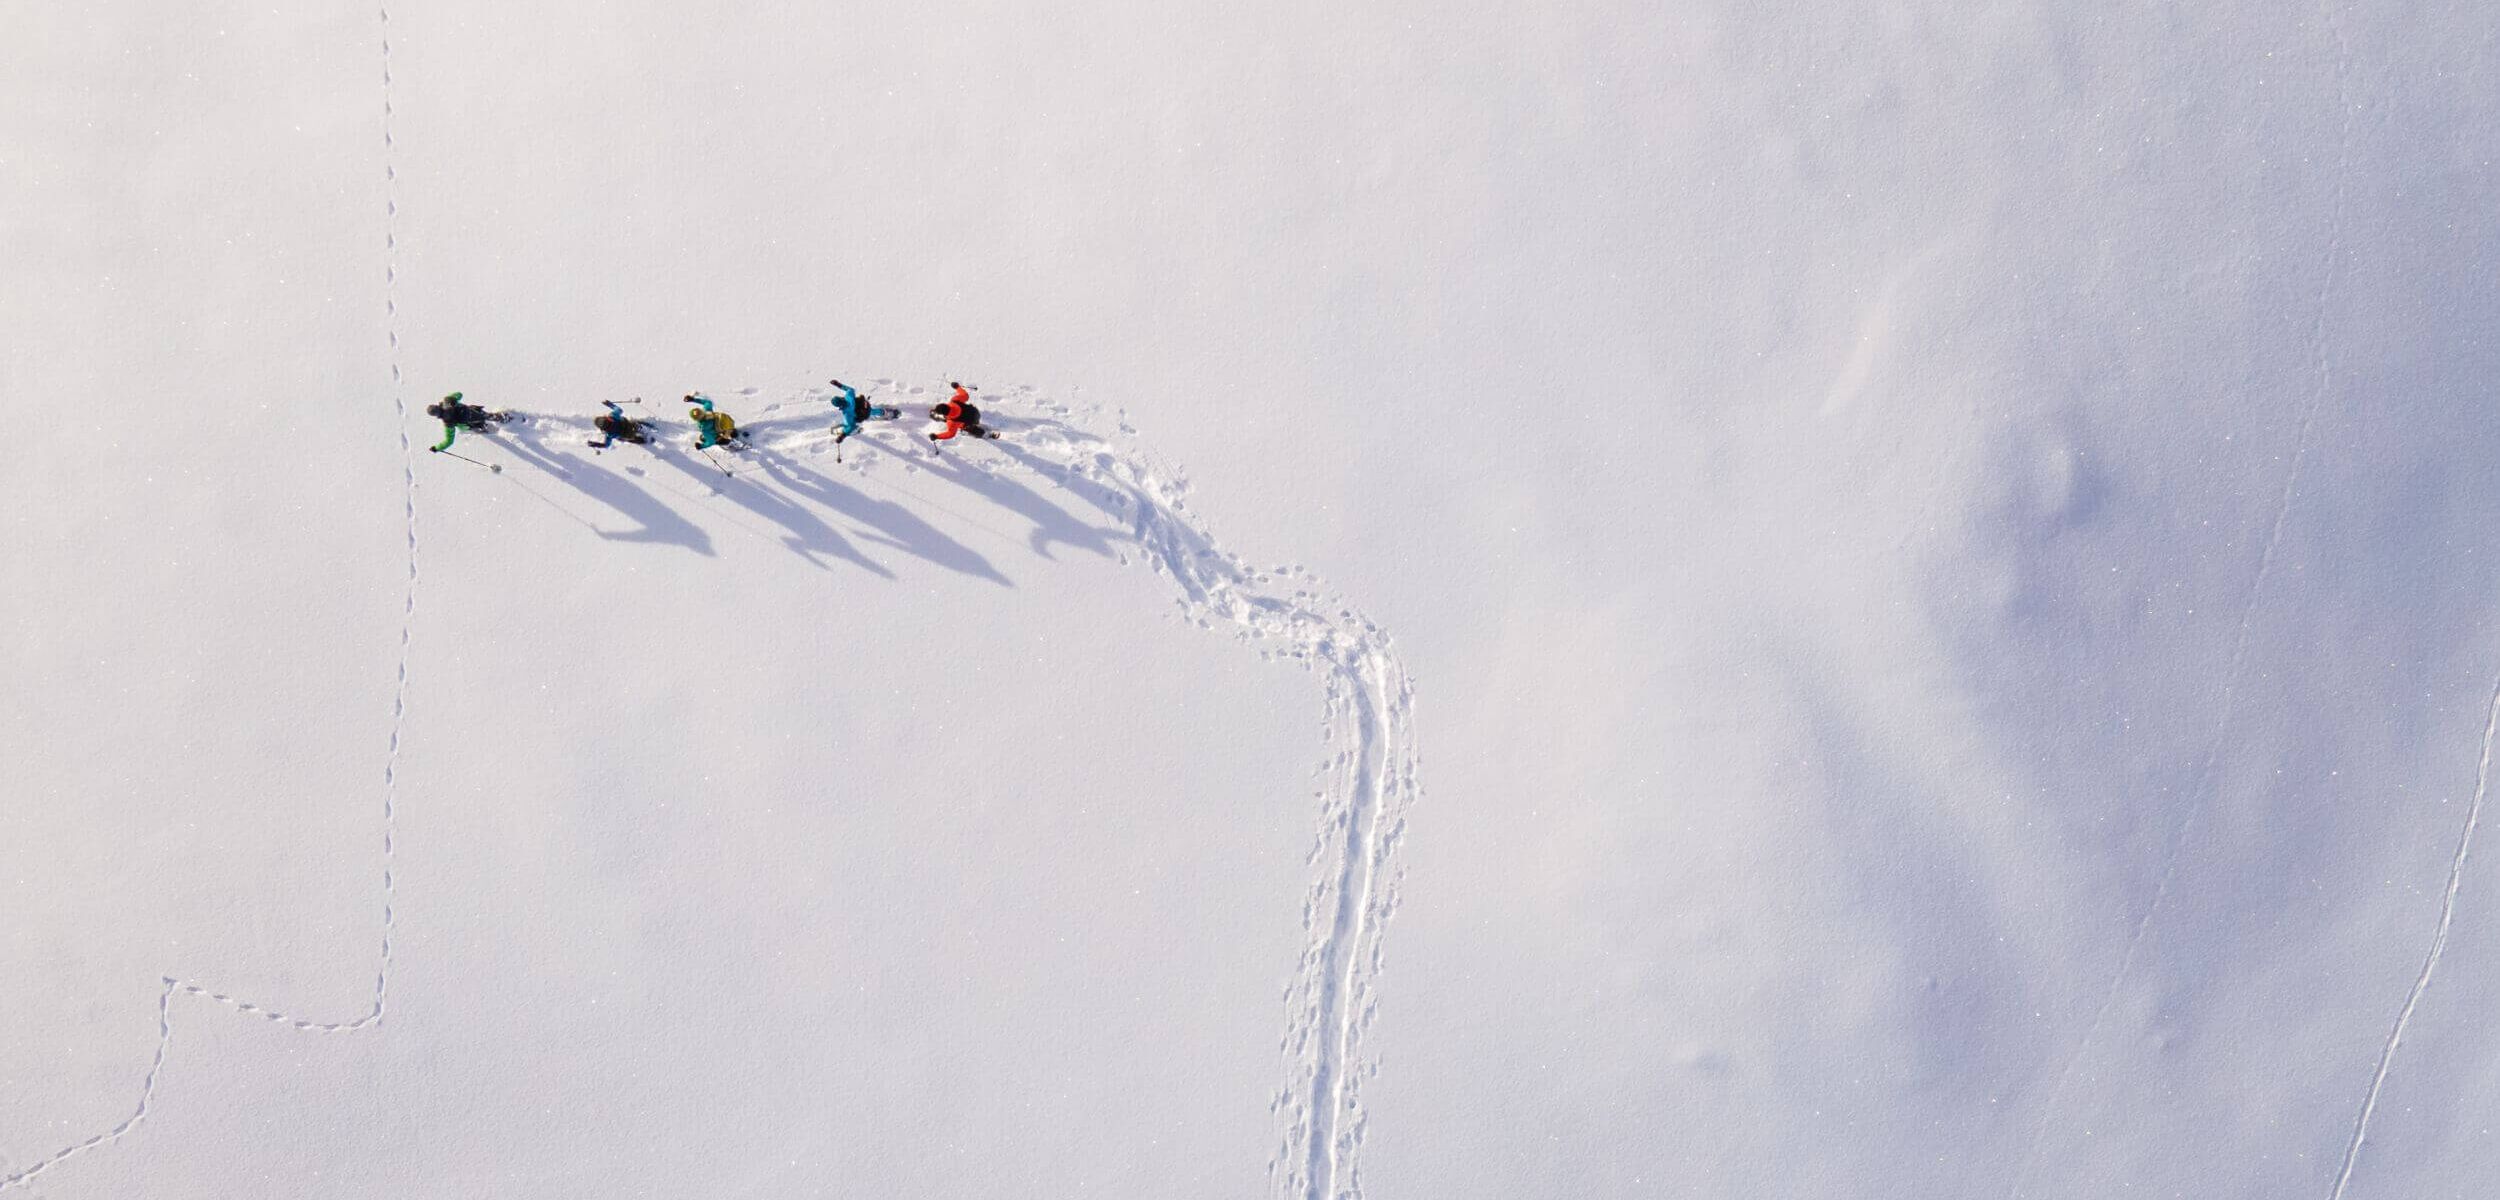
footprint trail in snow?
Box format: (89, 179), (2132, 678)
(3, 385), (1419, 1200)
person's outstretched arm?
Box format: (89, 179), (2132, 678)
(432, 424), (456, 452)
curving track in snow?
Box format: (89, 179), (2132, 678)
(993, 395), (1422, 1200)
(2, 383), (1420, 1199)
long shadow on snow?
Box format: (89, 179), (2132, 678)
(994, 439), (1132, 526)
(497, 431), (718, 557)
(917, 447), (1123, 562)
(751, 453), (1013, 587)
(992, 434), (1282, 619)
(646, 447), (897, 579)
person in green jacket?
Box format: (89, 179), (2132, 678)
(425, 392), (509, 452)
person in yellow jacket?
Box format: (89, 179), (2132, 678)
(685, 393), (746, 450)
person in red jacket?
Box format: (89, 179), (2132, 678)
(928, 382), (998, 445)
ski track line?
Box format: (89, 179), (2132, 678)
(0, 1146), (51, 1200)
(2006, 14), (2356, 1197)
(2327, 672), (2500, 1200)
(0, 12), (412, 1191)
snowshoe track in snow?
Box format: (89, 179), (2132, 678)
(6, 381), (1418, 1199)
(989, 394), (1421, 1200)
(536, 384), (1425, 1200)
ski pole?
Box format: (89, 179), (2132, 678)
(436, 448), (502, 473)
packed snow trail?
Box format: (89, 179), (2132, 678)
(7, 384), (1418, 1199)
(485, 383), (1424, 1199)
(976, 393), (1421, 1200)
(669, 384), (1424, 1199)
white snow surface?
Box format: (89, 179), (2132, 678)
(5, 1), (2500, 1196)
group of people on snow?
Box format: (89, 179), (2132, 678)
(426, 381), (995, 457)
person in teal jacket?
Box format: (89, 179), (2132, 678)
(827, 378), (901, 445)
(686, 393), (744, 449)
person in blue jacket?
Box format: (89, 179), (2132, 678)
(827, 379), (900, 446)
(587, 400), (650, 449)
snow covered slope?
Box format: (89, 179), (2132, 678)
(8, 0), (2500, 1197)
